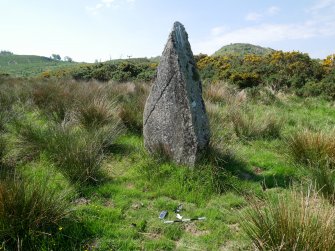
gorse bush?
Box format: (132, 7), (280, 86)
(71, 60), (157, 82)
(0, 173), (71, 249)
(196, 50), (329, 98)
(297, 71), (335, 101)
(242, 188), (335, 251)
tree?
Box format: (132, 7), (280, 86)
(51, 54), (61, 61)
(64, 56), (73, 62)
(0, 50), (13, 56)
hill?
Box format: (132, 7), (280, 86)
(213, 43), (275, 57)
(0, 52), (76, 77)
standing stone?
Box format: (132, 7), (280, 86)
(143, 21), (210, 166)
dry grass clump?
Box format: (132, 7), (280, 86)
(32, 81), (75, 121)
(204, 82), (246, 105)
(117, 82), (150, 133)
(77, 96), (119, 129)
(227, 106), (282, 140)
(243, 187), (335, 251)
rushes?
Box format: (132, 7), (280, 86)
(0, 172), (71, 249)
(78, 97), (118, 129)
(242, 188), (335, 251)
(286, 130), (335, 167)
(117, 82), (150, 133)
(227, 106), (282, 140)
(14, 118), (123, 184)
(286, 130), (335, 203)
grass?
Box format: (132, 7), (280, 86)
(0, 171), (72, 250)
(13, 114), (123, 184)
(242, 187), (335, 251)
(286, 129), (335, 203)
(0, 54), (76, 77)
(228, 106), (282, 140)
(286, 129), (335, 167)
(0, 76), (335, 249)
(117, 82), (150, 134)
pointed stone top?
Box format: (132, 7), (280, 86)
(173, 21), (184, 30)
(169, 21), (190, 56)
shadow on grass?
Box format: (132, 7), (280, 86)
(261, 174), (294, 189)
(199, 146), (293, 194)
(106, 142), (137, 156)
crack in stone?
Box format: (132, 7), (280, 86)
(144, 72), (176, 126)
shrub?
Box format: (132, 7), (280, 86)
(242, 188), (335, 251)
(246, 86), (280, 105)
(71, 60), (157, 82)
(298, 79), (335, 101)
(227, 106), (282, 140)
(0, 173), (71, 249)
(229, 71), (261, 88)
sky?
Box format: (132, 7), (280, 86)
(0, 0), (334, 62)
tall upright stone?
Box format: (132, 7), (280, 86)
(143, 21), (210, 166)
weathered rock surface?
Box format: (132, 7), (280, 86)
(143, 21), (210, 166)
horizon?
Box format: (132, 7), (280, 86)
(1, 0), (334, 63)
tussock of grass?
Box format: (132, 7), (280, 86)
(286, 130), (335, 203)
(0, 172), (71, 249)
(286, 129), (335, 167)
(0, 136), (5, 165)
(118, 83), (149, 133)
(78, 97), (119, 129)
(204, 82), (246, 105)
(32, 81), (74, 121)
(13, 117), (123, 184)
(309, 162), (335, 204)
(227, 106), (282, 140)
(246, 86), (282, 105)
(242, 187), (335, 251)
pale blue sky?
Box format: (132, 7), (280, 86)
(0, 0), (334, 62)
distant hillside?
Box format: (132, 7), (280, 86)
(213, 43), (275, 57)
(0, 52), (76, 77)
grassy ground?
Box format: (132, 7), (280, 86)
(0, 79), (334, 250)
(0, 54), (76, 77)
(74, 133), (251, 250)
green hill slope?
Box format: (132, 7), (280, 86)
(0, 53), (76, 77)
(213, 43), (275, 57)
